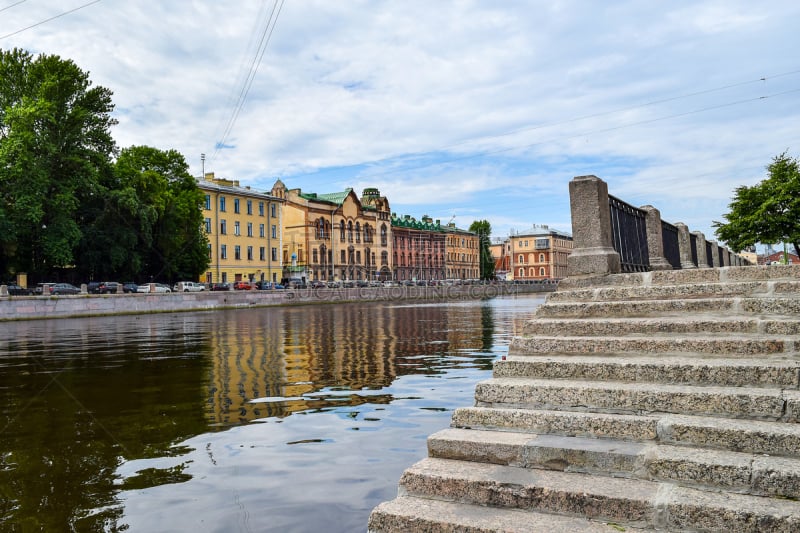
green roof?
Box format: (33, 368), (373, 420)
(391, 214), (443, 231)
(299, 188), (353, 206)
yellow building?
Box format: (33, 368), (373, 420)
(198, 173), (284, 284)
(509, 224), (573, 280)
(270, 182), (392, 283)
(443, 223), (480, 280)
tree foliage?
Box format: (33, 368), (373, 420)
(469, 219), (495, 280)
(714, 152), (800, 256)
(0, 48), (116, 279)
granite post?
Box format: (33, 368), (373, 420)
(567, 175), (621, 277)
(675, 223), (696, 269)
(692, 231), (710, 268)
(641, 205), (672, 271)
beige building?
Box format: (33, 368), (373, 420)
(198, 173), (284, 284)
(270, 182), (392, 283)
(508, 225), (573, 280)
(443, 223), (480, 280)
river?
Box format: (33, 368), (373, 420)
(0, 294), (544, 532)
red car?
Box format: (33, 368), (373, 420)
(233, 281), (253, 290)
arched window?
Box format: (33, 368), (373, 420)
(529, 267), (535, 277)
(355, 222), (361, 243)
(518, 254), (524, 263)
(319, 244), (327, 264)
(381, 251), (388, 265)
(539, 253), (545, 263)
(518, 267), (524, 277)
(540, 267), (546, 276)
(380, 224), (388, 246)
(339, 220), (345, 241)
(348, 221), (354, 243)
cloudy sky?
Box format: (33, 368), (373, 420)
(2, 1), (798, 243)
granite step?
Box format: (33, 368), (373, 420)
(521, 317), (800, 337)
(473, 377), (791, 420)
(428, 427), (800, 498)
(367, 495), (651, 533)
(555, 265), (800, 291)
(535, 297), (800, 319)
(493, 355), (800, 389)
(398, 457), (800, 532)
(509, 334), (797, 356)
(451, 407), (800, 455)
(547, 280), (800, 304)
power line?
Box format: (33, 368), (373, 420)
(211, 0), (284, 162)
(0, 0), (102, 40)
(0, 1), (26, 15)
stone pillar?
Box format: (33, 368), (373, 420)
(0, 285), (7, 297)
(722, 248), (731, 267)
(675, 223), (696, 269)
(709, 241), (720, 267)
(692, 231), (710, 268)
(566, 175), (621, 277)
(640, 205), (672, 271)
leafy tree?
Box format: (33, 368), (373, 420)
(0, 48), (116, 280)
(83, 145), (209, 282)
(714, 152), (800, 256)
(469, 219), (495, 280)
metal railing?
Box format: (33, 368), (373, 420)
(609, 195), (649, 272)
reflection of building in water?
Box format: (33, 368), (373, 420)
(205, 303), (488, 426)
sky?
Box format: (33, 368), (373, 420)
(2, 1), (798, 244)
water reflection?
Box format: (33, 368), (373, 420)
(0, 295), (543, 531)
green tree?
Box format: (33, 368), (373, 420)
(469, 219), (495, 280)
(0, 48), (116, 280)
(85, 145), (210, 282)
(714, 152), (800, 256)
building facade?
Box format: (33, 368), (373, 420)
(271, 182), (392, 283)
(508, 225), (573, 280)
(490, 238), (512, 281)
(443, 223), (480, 280)
(198, 173), (284, 285)
(391, 215), (447, 282)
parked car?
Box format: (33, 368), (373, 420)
(210, 282), (231, 291)
(122, 282), (138, 293)
(98, 281), (121, 294)
(87, 281), (102, 294)
(175, 281), (205, 292)
(50, 283), (80, 295)
(155, 283), (172, 293)
(233, 281), (253, 290)
(310, 280), (326, 289)
(4, 283), (33, 296)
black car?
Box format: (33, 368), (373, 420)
(87, 281), (102, 294)
(98, 281), (120, 294)
(122, 282), (138, 293)
(210, 282), (231, 291)
(5, 283), (33, 296)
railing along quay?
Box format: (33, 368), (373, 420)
(568, 174), (749, 277)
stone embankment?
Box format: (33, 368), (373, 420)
(369, 265), (800, 532)
(0, 283), (551, 322)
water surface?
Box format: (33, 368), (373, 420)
(0, 294), (544, 532)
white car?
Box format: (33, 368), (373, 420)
(137, 283), (172, 293)
(175, 281), (205, 292)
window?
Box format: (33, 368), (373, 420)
(355, 222), (361, 243)
(535, 238), (549, 250)
(204, 218), (211, 233)
(207, 243), (212, 259)
(380, 224), (387, 246)
(271, 247), (277, 261)
(341, 250), (346, 263)
(518, 254), (524, 263)
(234, 199), (240, 214)
(221, 244), (227, 259)
(347, 221), (353, 243)
(204, 195), (211, 210)
(247, 246), (253, 261)
(539, 253), (545, 262)
(259, 247), (265, 261)
(259, 202), (265, 216)
(271, 203), (276, 217)
(356, 250), (361, 264)
(220, 197), (226, 212)
(220, 220), (227, 235)
(271, 225), (277, 238)
(540, 267), (546, 276)
(259, 224), (265, 238)
(234, 221), (240, 236)
(340, 221), (345, 242)
(313, 249), (319, 263)
(381, 251), (388, 265)
(247, 222), (253, 237)
(234, 245), (241, 260)
(246, 200), (252, 215)
(518, 267), (524, 276)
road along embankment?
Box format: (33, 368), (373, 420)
(0, 283), (554, 322)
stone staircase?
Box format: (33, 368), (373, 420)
(369, 265), (800, 532)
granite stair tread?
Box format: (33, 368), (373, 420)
(398, 457), (800, 532)
(546, 280), (800, 303)
(494, 354), (800, 388)
(521, 316), (800, 336)
(428, 427), (800, 498)
(473, 377), (793, 420)
(509, 333), (798, 356)
(367, 495), (653, 533)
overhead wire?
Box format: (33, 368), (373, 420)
(0, 0), (102, 40)
(0, 1), (26, 15)
(211, 0), (284, 162)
